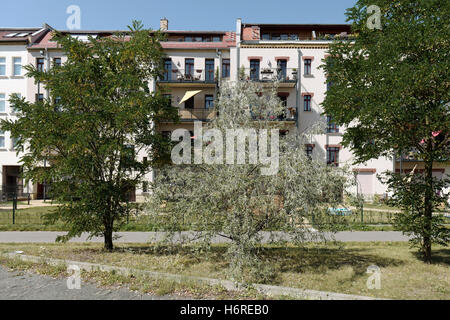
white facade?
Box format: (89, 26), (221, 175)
(0, 42), (33, 197)
(3, 20), (444, 201)
(234, 20), (395, 198)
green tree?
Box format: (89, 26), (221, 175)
(1, 21), (177, 251)
(322, 0), (449, 262)
(148, 81), (351, 283)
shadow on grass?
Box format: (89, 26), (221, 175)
(106, 243), (406, 277)
(412, 248), (450, 266)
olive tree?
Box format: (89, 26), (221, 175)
(147, 81), (351, 282)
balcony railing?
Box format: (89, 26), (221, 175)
(159, 68), (217, 83)
(179, 108), (217, 122)
(250, 108), (297, 122)
(241, 68), (298, 82)
(162, 107), (296, 123)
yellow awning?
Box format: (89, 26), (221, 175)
(179, 90), (202, 105)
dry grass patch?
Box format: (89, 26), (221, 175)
(0, 242), (448, 300)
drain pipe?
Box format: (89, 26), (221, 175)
(296, 49), (303, 131)
(236, 18), (242, 82)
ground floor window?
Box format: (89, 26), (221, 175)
(0, 131), (5, 148)
(327, 147), (340, 166)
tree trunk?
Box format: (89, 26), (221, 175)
(423, 158), (433, 263)
(104, 226), (114, 252)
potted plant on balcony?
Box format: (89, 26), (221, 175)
(261, 68), (273, 74)
(292, 68), (298, 80)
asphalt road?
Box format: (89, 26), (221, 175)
(0, 231), (411, 243)
(0, 266), (179, 300)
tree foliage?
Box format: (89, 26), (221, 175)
(322, 0), (450, 261)
(0, 21), (177, 251)
(147, 81), (351, 283)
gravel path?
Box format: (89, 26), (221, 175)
(0, 231), (411, 243)
(0, 266), (179, 300)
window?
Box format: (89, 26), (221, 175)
(278, 95), (288, 120)
(262, 33), (270, 40)
(306, 145), (314, 158)
(205, 95), (214, 109)
(142, 181), (149, 193)
(0, 131), (4, 148)
(0, 58), (5, 76)
(327, 81), (333, 91)
(11, 136), (19, 150)
(185, 58), (194, 77)
(194, 36), (203, 42)
(280, 34), (289, 40)
(54, 97), (62, 111)
(222, 59), (230, 78)
(36, 93), (44, 102)
(10, 93), (21, 113)
(53, 57), (61, 67)
(36, 58), (44, 72)
(13, 57), (22, 76)
(0, 94), (5, 112)
(289, 34), (299, 41)
(205, 59), (215, 82)
(213, 36), (221, 42)
(163, 59), (172, 81)
(250, 59), (260, 81)
(185, 36), (193, 42)
(277, 59), (287, 81)
(163, 94), (172, 106)
(327, 116), (339, 133)
(185, 97), (194, 109)
(162, 131), (171, 139)
(304, 95), (312, 111)
(271, 34), (280, 40)
(327, 147), (340, 166)
(304, 59), (312, 75)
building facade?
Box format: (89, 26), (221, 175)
(0, 19), (448, 201)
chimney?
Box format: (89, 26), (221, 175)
(160, 18), (168, 31)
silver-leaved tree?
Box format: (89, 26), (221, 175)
(147, 80), (351, 283)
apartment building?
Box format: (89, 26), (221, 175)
(0, 26), (50, 200)
(231, 20), (397, 198)
(0, 19), (447, 201)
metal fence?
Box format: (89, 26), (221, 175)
(0, 185), (32, 202)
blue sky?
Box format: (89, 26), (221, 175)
(3, 0), (357, 31)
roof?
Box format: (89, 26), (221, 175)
(29, 30), (236, 50)
(0, 26), (50, 45)
(243, 23), (351, 27)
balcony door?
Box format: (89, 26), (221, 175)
(205, 59), (215, 82)
(277, 60), (287, 81)
(163, 59), (172, 81)
(185, 59), (194, 80)
(250, 60), (260, 81)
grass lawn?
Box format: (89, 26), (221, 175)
(363, 203), (400, 211)
(1, 205), (447, 232)
(0, 207), (67, 231)
(0, 205), (399, 231)
(0, 242), (448, 300)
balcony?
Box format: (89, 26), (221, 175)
(158, 68), (217, 87)
(241, 68), (297, 87)
(251, 108), (297, 123)
(159, 108), (217, 123)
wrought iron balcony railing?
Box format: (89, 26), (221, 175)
(159, 68), (217, 83)
(241, 68), (298, 82)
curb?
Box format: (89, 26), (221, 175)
(1, 252), (384, 300)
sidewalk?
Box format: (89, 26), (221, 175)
(0, 200), (57, 210)
(0, 231), (412, 243)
